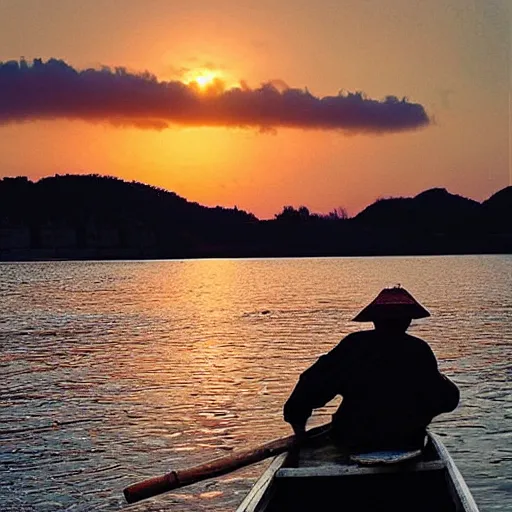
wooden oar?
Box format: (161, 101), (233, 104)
(123, 422), (331, 504)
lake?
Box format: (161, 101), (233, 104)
(1, 255), (511, 511)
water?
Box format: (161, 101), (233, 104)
(0, 255), (511, 511)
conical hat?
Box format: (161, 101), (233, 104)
(352, 286), (430, 322)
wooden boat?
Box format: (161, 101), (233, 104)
(236, 431), (479, 512)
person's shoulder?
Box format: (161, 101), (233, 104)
(404, 333), (437, 357)
(404, 332), (425, 341)
(346, 329), (375, 339)
(322, 330), (373, 361)
(404, 333), (431, 347)
(338, 330), (375, 347)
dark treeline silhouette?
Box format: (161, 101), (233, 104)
(0, 174), (510, 260)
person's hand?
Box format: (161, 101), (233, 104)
(291, 423), (306, 439)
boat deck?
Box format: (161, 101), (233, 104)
(286, 433), (440, 470)
(267, 437), (457, 512)
(237, 432), (478, 512)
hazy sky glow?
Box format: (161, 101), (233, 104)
(0, 0), (510, 218)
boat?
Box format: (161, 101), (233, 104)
(236, 430), (479, 512)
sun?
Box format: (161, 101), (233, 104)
(181, 67), (240, 92)
(186, 69), (219, 89)
(195, 73), (215, 88)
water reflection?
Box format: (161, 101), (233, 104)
(0, 256), (511, 511)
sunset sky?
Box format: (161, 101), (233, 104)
(0, 0), (510, 218)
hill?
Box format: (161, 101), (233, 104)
(481, 186), (512, 233)
(354, 188), (481, 232)
(0, 174), (256, 259)
(0, 174), (510, 259)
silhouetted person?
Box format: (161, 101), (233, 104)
(284, 286), (459, 453)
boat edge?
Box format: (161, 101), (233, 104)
(429, 433), (480, 512)
(235, 453), (288, 512)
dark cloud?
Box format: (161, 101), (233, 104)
(0, 58), (430, 133)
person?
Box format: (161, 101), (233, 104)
(283, 286), (460, 453)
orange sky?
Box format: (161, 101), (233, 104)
(0, 0), (510, 218)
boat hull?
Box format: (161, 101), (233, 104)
(236, 432), (479, 512)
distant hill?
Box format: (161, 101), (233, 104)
(0, 174), (256, 259)
(0, 174), (256, 226)
(354, 188), (481, 233)
(0, 174), (510, 260)
(481, 186), (512, 233)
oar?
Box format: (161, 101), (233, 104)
(123, 422), (331, 504)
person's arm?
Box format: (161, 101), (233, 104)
(419, 342), (460, 418)
(283, 340), (348, 432)
(431, 372), (460, 415)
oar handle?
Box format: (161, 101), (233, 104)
(124, 472), (180, 503)
(123, 422), (330, 504)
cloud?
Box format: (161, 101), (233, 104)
(0, 58), (430, 133)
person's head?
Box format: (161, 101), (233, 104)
(352, 286), (430, 328)
(372, 317), (412, 334)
